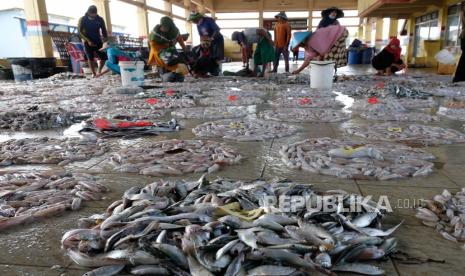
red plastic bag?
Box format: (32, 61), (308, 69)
(146, 98), (159, 105)
(368, 97), (379, 104)
(165, 89), (175, 96)
(93, 118), (112, 130)
(228, 95), (238, 102)
(299, 97), (312, 105)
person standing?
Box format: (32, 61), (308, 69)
(317, 7), (344, 29)
(231, 28), (260, 70)
(253, 29), (275, 77)
(453, 2), (465, 83)
(78, 5), (108, 77)
(272, 12), (291, 73)
(188, 12), (224, 69)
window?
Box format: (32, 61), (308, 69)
(216, 12), (259, 19)
(216, 19), (259, 29)
(446, 4), (462, 46)
(172, 5), (185, 18)
(311, 10), (359, 29)
(146, 0), (165, 8)
(413, 11), (439, 57)
(148, 11), (163, 28)
(263, 11), (308, 19)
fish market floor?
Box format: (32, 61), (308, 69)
(0, 64), (464, 276)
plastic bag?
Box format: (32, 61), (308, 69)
(435, 49), (456, 65)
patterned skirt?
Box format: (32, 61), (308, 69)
(322, 29), (348, 68)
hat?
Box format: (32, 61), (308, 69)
(321, 7), (344, 18)
(274, 11), (288, 20)
(290, 31), (312, 50)
(187, 12), (204, 22)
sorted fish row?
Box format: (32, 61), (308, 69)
(62, 177), (401, 275)
(437, 107), (465, 121)
(260, 108), (351, 123)
(110, 139), (242, 175)
(0, 137), (110, 167)
(193, 118), (299, 141)
(116, 98), (196, 110)
(172, 106), (256, 119)
(279, 138), (435, 180)
(0, 170), (107, 231)
(344, 123), (465, 146)
(202, 89), (269, 98)
(0, 109), (80, 131)
(275, 88), (337, 98)
(268, 97), (343, 108)
(416, 189), (465, 248)
(351, 98), (435, 112)
(199, 96), (264, 106)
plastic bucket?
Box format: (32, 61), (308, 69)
(310, 60), (335, 89)
(362, 47), (374, 64)
(120, 61), (145, 87)
(348, 49), (362, 64)
(11, 64), (33, 82)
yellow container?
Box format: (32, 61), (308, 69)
(437, 63), (457, 75)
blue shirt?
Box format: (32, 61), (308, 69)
(78, 15), (108, 45)
(197, 17), (219, 37)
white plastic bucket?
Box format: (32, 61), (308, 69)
(120, 61), (145, 87)
(11, 64), (32, 83)
(310, 60), (335, 89)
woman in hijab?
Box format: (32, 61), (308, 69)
(318, 7), (344, 29)
(291, 25), (348, 75)
(371, 37), (406, 76)
(188, 12), (224, 67)
(148, 16), (188, 82)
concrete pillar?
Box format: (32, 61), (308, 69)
(184, 0), (193, 44)
(364, 18), (372, 45)
(406, 17), (415, 64)
(93, 0), (112, 34)
(389, 19), (398, 39)
(307, 0), (313, 31)
(258, 0), (264, 28)
(24, 0), (54, 57)
(165, 0), (172, 17)
(198, 0), (206, 14)
(375, 17), (384, 49)
(136, 0), (149, 39)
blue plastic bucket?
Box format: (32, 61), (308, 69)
(348, 49), (362, 64)
(362, 47), (375, 64)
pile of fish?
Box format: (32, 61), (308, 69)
(356, 102), (437, 122)
(239, 83), (281, 91)
(134, 89), (204, 100)
(199, 96), (264, 106)
(268, 97), (343, 108)
(116, 98), (196, 110)
(0, 108), (80, 130)
(437, 107), (465, 121)
(416, 189), (465, 249)
(62, 177), (401, 275)
(193, 118), (299, 141)
(351, 98), (435, 112)
(346, 84), (432, 99)
(260, 108), (351, 123)
(0, 137), (110, 167)
(279, 138), (435, 180)
(344, 123), (465, 146)
(202, 89), (268, 98)
(0, 170), (107, 231)
(172, 106), (256, 119)
(275, 88), (337, 99)
(110, 139), (242, 175)
(103, 86), (144, 95)
(430, 83), (465, 99)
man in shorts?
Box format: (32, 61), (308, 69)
(78, 5), (108, 77)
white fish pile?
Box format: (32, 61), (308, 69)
(110, 139), (242, 175)
(193, 118), (299, 141)
(260, 108), (350, 123)
(430, 83), (465, 99)
(437, 107), (465, 121)
(0, 170), (107, 231)
(279, 138), (435, 180)
(103, 86), (144, 95)
(416, 189), (465, 249)
(116, 98), (196, 109)
(199, 96), (264, 106)
(0, 109), (79, 130)
(0, 137), (110, 167)
(345, 123), (465, 146)
(134, 89), (205, 100)
(239, 83), (281, 91)
(268, 97), (343, 108)
(202, 89), (268, 98)
(275, 88), (337, 99)
(62, 177), (400, 275)
(172, 106), (256, 119)
(357, 102), (437, 122)
(351, 98), (435, 112)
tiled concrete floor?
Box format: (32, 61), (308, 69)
(0, 64), (464, 276)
